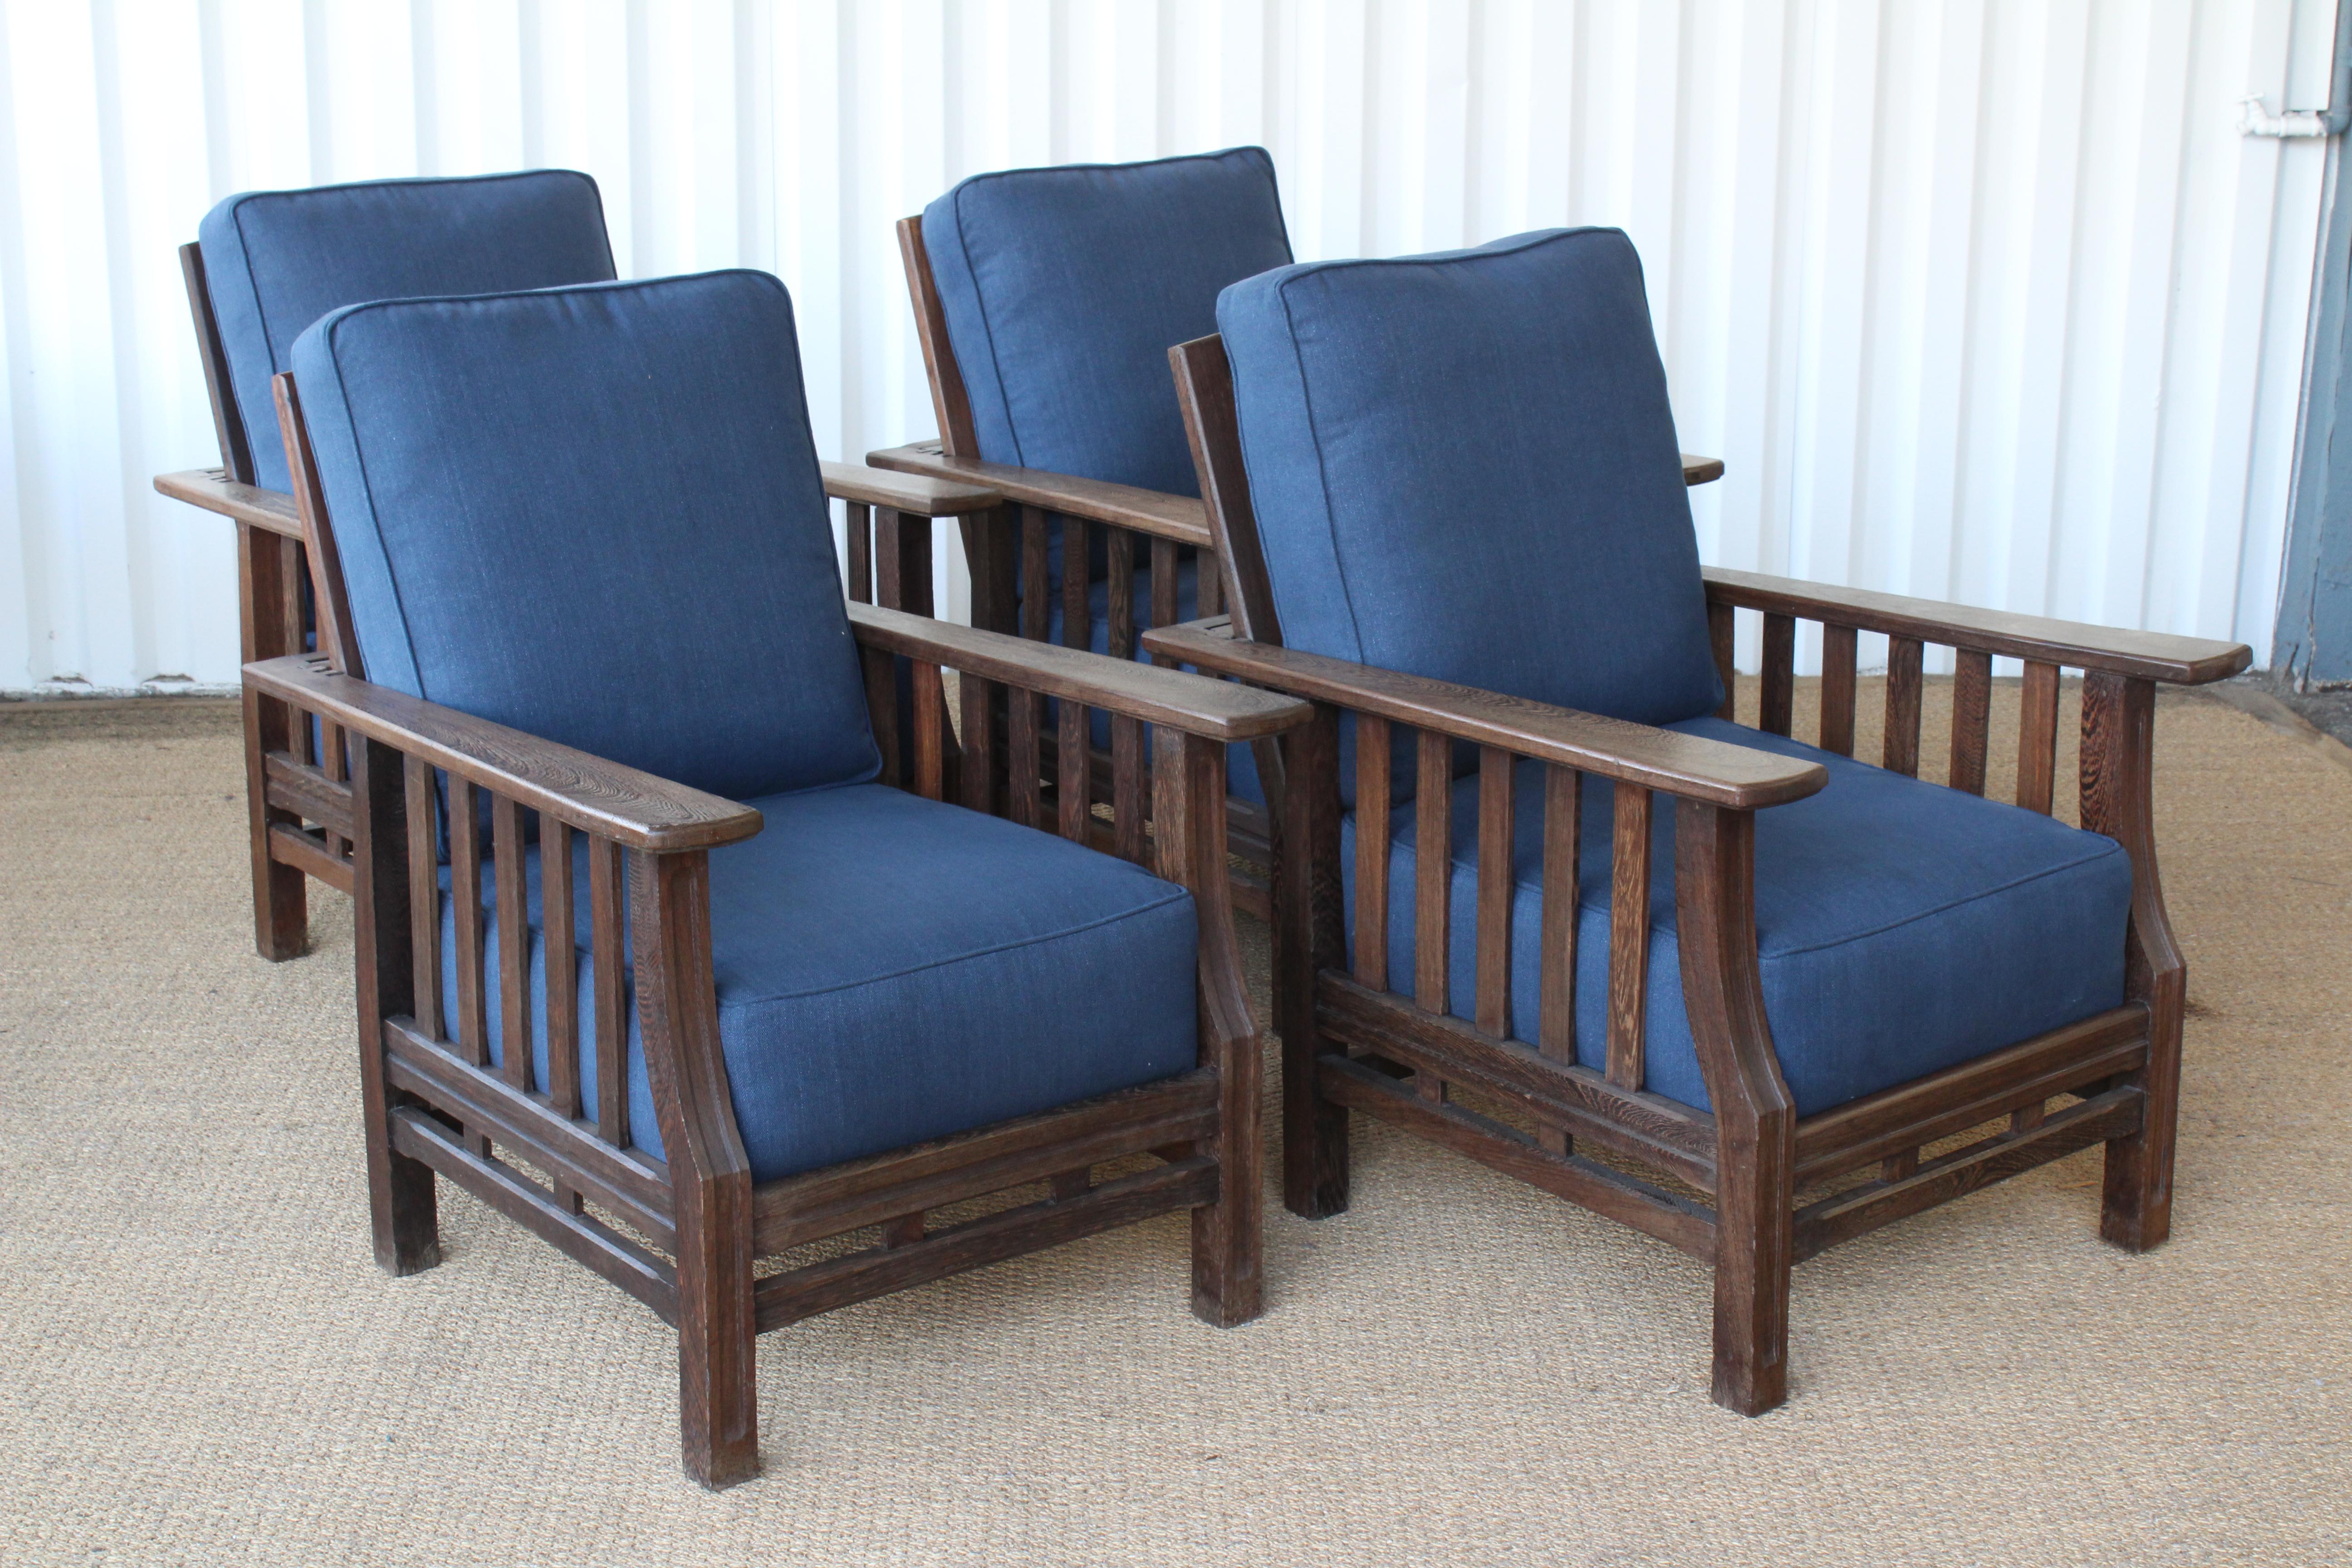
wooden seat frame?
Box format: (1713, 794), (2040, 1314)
(868, 216), (1730, 923)
(157, 240), (1001, 963)
(257, 366), (1310, 1488)
(1144, 333), (2252, 1416)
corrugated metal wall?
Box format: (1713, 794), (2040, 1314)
(0, 0), (2335, 691)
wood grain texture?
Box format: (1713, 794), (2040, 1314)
(271, 374), (360, 679)
(894, 216), (979, 458)
(1759, 613), (1795, 737)
(1681, 453), (1726, 485)
(348, 735), (441, 1274)
(1703, 565), (2251, 684)
(243, 656), (764, 853)
(1950, 648), (1993, 794)
(1170, 334), (1281, 646)
(1475, 747), (1515, 1040)
(848, 601), (1311, 742)
(1708, 600), (1736, 720)
(1819, 623), (1859, 757)
(490, 796), (531, 1091)
(2017, 660), (2061, 814)
(1536, 763), (1582, 1155)
(179, 242), (255, 485)
(1279, 706), (1351, 1217)
(1883, 636), (1924, 777)
(1352, 713), (1391, 991)
(1142, 620), (1825, 809)
(818, 459), (994, 516)
(1672, 801), (1794, 1417)
(1414, 730), (1453, 1024)
(1606, 784), (1652, 1091)
(867, 442), (1214, 549)
(153, 468), (303, 539)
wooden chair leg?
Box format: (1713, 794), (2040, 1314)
(1278, 710), (1349, 1218)
(348, 734), (439, 1274)
(675, 1178), (759, 1490)
(1710, 1126), (1793, 1415)
(238, 522), (307, 960)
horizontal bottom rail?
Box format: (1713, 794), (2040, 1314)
(755, 1156), (1216, 1331)
(1321, 1055), (1716, 1260)
(753, 1070), (1219, 1253)
(1793, 1086), (2143, 1261)
(390, 1106), (678, 1322)
(269, 821), (352, 892)
(383, 1017), (676, 1249)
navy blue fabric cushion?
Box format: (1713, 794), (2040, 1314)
(1216, 227), (1723, 731)
(923, 147), (1292, 500)
(1343, 720), (2133, 1117)
(199, 170), (615, 491)
(447, 782), (1200, 1182)
(291, 270), (877, 800)
(1045, 554), (1266, 808)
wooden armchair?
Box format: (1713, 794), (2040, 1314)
(1143, 228), (2250, 1416)
(264, 268), (1307, 1487)
(154, 170), (995, 961)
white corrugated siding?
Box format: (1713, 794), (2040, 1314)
(0, 0), (2334, 690)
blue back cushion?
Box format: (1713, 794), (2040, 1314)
(1216, 228), (1723, 728)
(199, 170), (616, 491)
(922, 147), (1293, 498)
(289, 270), (878, 801)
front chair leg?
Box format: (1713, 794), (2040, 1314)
(1277, 709), (1349, 1218)
(633, 849), (760, 1489)
(1162, 732), (1266, 1327)
(1710, 1122), (1793, 1415)
(239, 521), (309, 960)
(347, 735), (439, 1273)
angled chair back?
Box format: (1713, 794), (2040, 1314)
(196, 169), (616, 492)
(1213, 228), (1723, 729)
(286, 270), (877, 801)
(917, 146), (1293, 502)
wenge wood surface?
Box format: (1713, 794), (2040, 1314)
(1142, 619), (1825, 809)
(243, 656), (762, 852)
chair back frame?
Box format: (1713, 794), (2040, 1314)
(254, 363), (1281, 1486)
(1165, 330), (2185, 1417)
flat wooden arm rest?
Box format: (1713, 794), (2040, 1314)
(243, 654), (763, 853)
(154, 468), (304, 540)
(818, 461), (996, 517)
(849, 602), (1311, 744)
(1703, 567), (2251, 685)
(865, 443), (1215, 550)
(1141, 618), (1825, 810)
(1681, 454), (1725, 485)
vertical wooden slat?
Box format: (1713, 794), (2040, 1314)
(491, 796), (531, 1092)
(845, 501), (872, 604)
(1352, 713), (1391, 990)
(1950, 648), (1993, 795)
(1062, 520), (1090, 651)
(405, 755), (441, 1041)
(1414, 730), (1453, 1110)
(1474, 747), (1515, 1040)
(960, 672), (995, 815)
(913, 663), (945, 800)
(873, 508), (932, 615)
(319, 720), (349, 862)
(862, 645), (901, 789)
(1883, 636), (1924, 777)
(1819, 623), (1859, 756)
(1106, 528), (1136, 661)
(1020, 507), (1050, 643)
(1537, 763), (1582, 1156)
(1759, 613), (1796, 737)
(448, 777), (488, 1071)
(2017, 659), (2061, 814)
(1008, 681), (1042, 828)
(1708, 598), (1736, 720)
(589, 835), (627, 1151)
(543, 820), (579, 1121)
(348, 733), (440, 1273)
(1199, 552), (1224, 618)
(1112, 714), (1146, 864)
(1149, 536), (1180, 665)
(1058, 700), (1090, 843)
(1607, 784), (1652, 1091)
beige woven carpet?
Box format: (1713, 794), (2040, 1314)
(3, 685), (2348, 1565)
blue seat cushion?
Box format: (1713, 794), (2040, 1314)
(448, 783), (1200, 1183)
(1343, 720), (2133, 1117)
(291, 270), (877, 802)
(199, 170), (615, 491)
(1216, 227), (1723, 730)
(1043, 554), (1266, 808)
(923, 147), (1292, 500)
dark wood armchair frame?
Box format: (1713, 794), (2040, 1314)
(156, 240), (1000, 964)
(868, 216), (1730, 922)
(255, 367), (1310, 1489)
(1145, 333), (2252, 1416)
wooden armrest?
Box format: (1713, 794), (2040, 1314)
(819, 460), (996, 517)
(1703, 567), (2251, 685)
(242, 655), (763, 853)
(1141, 619), (1824, 810)
(865, 443), (1213, 549)
(849, 602), (1311, 744)
(154, 469), (304, 540)
(1681, 454), (1724, 485)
